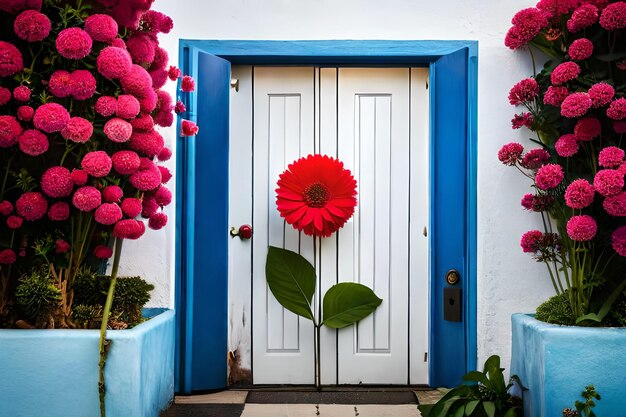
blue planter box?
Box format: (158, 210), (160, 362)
(0, 308), (174, 417)
(511, 313), (626, 417)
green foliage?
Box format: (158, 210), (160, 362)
(72, 304), (102, 329)
(563, 385), (601, 417)
(15, 267), (61, 323)
(322, 282), (382, 329)
(608, 294), (626, 327)
(535, 294), (575, 326)
(418, 355), (523, 417)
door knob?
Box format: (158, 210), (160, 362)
(230, 224), (253, 240)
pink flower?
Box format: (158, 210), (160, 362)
(0, 115), (23, 148)
(13, 9), (50, 42)
(567, 215), (598, 241)
(0, 87), (10, 105)
(55, 239), (70, 254)
(112, 150), (141, 175)
(113, 219), (145, 240)
(121, 64), (153, 98)
(594, 169), (624, 196)
(148, 212), (168, 230)
(61, 117), (93, 143)
(158, 166), (172, 183)
(126, 32), (156, 65)
(142, 195), (159, 218)
(150, 68), (168, 89)
(121, 198), (142, 218)
(158, 147), (172, 161)
(574, 118), (601, 141)
(611, 226), (626, 256)
(16, 192), (47, 221)
(521, 230), (543, 252)
(84, 14), (118, 43)
(139, 89), (158, 112)
(142, 10), (173, 34)
(72, 186), (101, 212)
(17, 105), (34, 121)
(181, 119), (199, 136)
(104, 118), (132, 143)
(48, 70), (73, 98)
(7, 215), (23, 229)
(174, 100), (186, 114)
(615, 121), (626, 134)
(599, 146), (625, 168)
(561, 92), (592, 118)
(588, 83), (615, 108)
(603, 192), (626, 216)
(41, 166), (73, 198)
(551, 61), (581, 85)
(116, 94), (140, 119)
(568, 38), (594, 61)
(93, 245), (113, 259)
(95, 203), (123, 225)
(543, 86), (570, 107)
(96, 46), (132, 80)
(607, 98), (626, 120)
(181, 75), (195, 92)
(33, 103), (70, 133)
(56, 28), (92, 60)
(102, 185), (123, 203)
(130, 114), (154, 131)
(81, 151), (112, 178)
(168, 66), (182, 81)
(70, 70), (96, 100)
(498, 142), (524, 165)
(110, 38), (126, 49)
(129, 129), (165, 158)
(555, 134), (579, 157)
(154, 186), (172, 207)
(129, 158), (162, 191)
(508, 78), (539, 105)
(505, 8), (549, 49)
(567, 4), (599, 32)
(154, 110), (174, 128)
(95, 96), (117, 117)
(48, 201), (69, 221)
(70, 169), (88, 186)
(0, 249), (17, 265)
(151, 47), (169, 71)
(521, 193), (554, 212)
(511, 112), (533, 129)
(521, 148), (551, 169)
(0, 0), (42, 15)
(535, 164), (564, 190)
(13, 85), (31, 102)
(0, 41), (24, 77)
(565, 179), (595, 209)
(0, 201), (13, 216)
(599, 1), (626, 30)
(537, 0), (578, 18)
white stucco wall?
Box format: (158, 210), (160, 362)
(125, 0), (555, 378)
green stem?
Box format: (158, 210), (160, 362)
(98, 238), (124, 417)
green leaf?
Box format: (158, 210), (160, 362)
(265, 246), (316, 321)
(502, 408), (519, 417)
(321, 282), (382, 328)
(452, 405), (465, 417)
(464, 400), (480, 415)
(483, 401), (496, 417)
(463, 371), (491, 389)
(576, 278), (626, 325)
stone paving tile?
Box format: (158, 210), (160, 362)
(355, 404), (421, 417)
(238, 404), (422, 417)
(175, 390), (248, 404)
(160, 403), (245, 417)
(240, 404), (320, 417)
(414, 390), (445, 405)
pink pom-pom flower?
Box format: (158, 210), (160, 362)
(129, 130), (164, 158)
(603, 192), (626, 216)
(112, 150), (141, 175)
(56, 27), (92, 60)
(94, 245), (113, 259)
(181, 75), (195, 92)
(154, 186), (172, 207)
(41, 166), (73, 198)
(158, 166), (172, 183)
(168, 66), (182, 81)
(599, 146), (625, 168)
(17, 105), (34, 122)
(555, 134), (579, 157)
(113, 219), (145, 240)
(116, 94), (140, 119)
(95, 96), (118, 117)
(149, 212), (168, 230)
(561, 92), (593, 118)
(0, 115), (24, 148)
(48, 201), (70, 221)
(13, 85), (31, 102)
(568, 38), (594, 61)
(70, 70), (96, 100)
(551, 62), (581, 85)
(129, 158), (162, 191)
(0, 249), (17, 265)
(589, 83), (615, 108)
(33, 103), (70, 133)
(72, 186), (101, 212)
(567, 215), (598, 241)
(543, 86), (569, 107)
(16, 191), (47, 221)
(567, 4), (598, 32)
(121, 64), (153, 98)
(121, 198), (143, 218)
(0, 87), (10, 106)
(84, 14), (118, 43)
(61, 117), (93, 143)
(104, 118), (132, 143)
(594, 169), (624, 196)
(504, 8), (549, 50)
(607, 98), (626, 120)
(498, 142), (524, 165)
(535, 164), (564, 190)
(0, 41), (24, 77)
(97, 46), (132, 80)
(508, 78), (539, 105)
(81, 151), (112, 178)
(574, 118), (601, 141)
(181, 119), (199, 136)
(158, 147), (172, 161)
(70, 169), (88, 186)
(142, 195), (159, 218)
(599, 1), (626, 30)
(48, 70), (73, 98)
(102, 185), (123, 203)
(95, 203), (123, 225)
(521, 230), (543, 253)
(611, 226), (626, 256)
(565, 179), (595, 209)
(7, 215), (23, 230)
(0, 201), (14, 216)
(13, 9), (50, 42)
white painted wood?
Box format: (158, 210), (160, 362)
(409, 68), (431, 385)
(228, 66), (253, 378)
(337, 68), (411, 384)
(252, 67), (316, 384)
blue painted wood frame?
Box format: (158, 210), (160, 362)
(176, 39), (477, 392)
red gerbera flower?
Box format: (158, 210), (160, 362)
(276, 154), (357, 238)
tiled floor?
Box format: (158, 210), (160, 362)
(162, 389), (444, 417)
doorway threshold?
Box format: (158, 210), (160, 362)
(246, 389), (418, 405)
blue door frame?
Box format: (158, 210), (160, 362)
(175, 40), (478, 394)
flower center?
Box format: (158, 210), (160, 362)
(303, 182), (330, 208)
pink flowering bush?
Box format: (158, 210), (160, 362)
(501, 0), (626, 325)
(0, 1), (197, 330)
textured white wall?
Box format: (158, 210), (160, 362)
(124, 0), (556, 378)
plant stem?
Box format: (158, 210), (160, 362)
(98, 238), (123, 417)
(314, 323), (321, 391)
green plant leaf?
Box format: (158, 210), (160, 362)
(483, 401), (496, 417)
(321, 282), (382, 328)
(462, 371), (491, 389)
(576, 278), (626, 325)
(464, 400), (480, 415)
(452, 405), (465, 417)
(502, 408), (518, 417)
(265, 246), (316, 321)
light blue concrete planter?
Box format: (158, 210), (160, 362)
(0, 308), (174, 417)
(511, 313), (626, 417)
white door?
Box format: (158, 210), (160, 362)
(228, 66), (430, 385)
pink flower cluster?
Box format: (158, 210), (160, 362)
(505, 8), (550, 50)
(508, 78), (539, 105)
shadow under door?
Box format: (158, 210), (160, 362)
(228, 66), (430, 385)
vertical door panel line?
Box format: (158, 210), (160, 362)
(407, 68), (412, 385)
(250, 65), (255, 380)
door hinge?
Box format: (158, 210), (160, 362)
(424, 352), (428, 362)
(230, 78), (239, 92)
